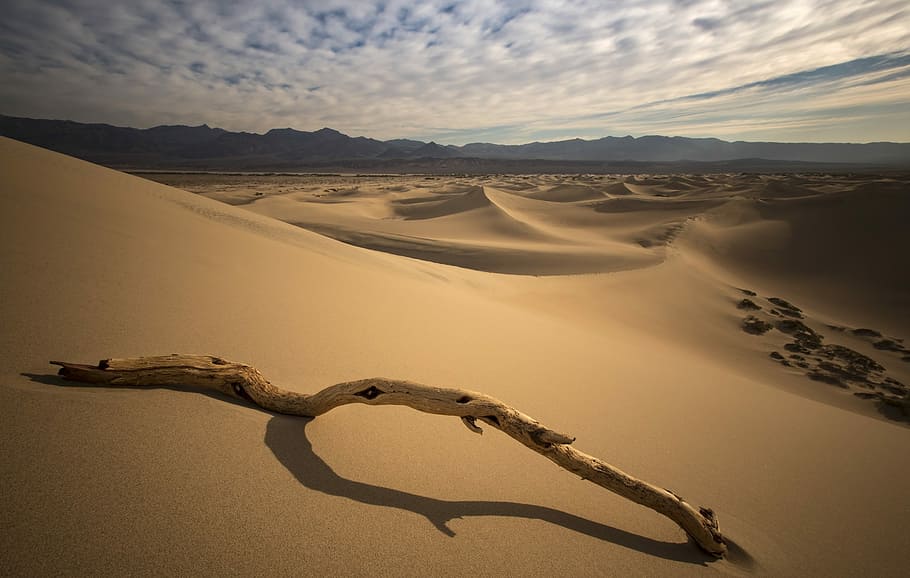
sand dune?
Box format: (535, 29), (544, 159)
(3, 137), (909, 576)
(681, 180), (910, 333)
(524, 183), (606, 202)
(169, 171), (910, 313)
(590, 195), (727, 213)
(390, 186), (490, 219)
(146, 167), (910, 403)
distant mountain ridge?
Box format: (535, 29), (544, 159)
(459, 135), (910, 164)
(1, 114), (908, 171)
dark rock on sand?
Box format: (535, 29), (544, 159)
(808, 371), (847, 388)
(737, 298), (761, 311)
(852, 328), (882, 338)
(776, 319), (823, 350)
(817, 344), (884, 374)
(743, 316), (773, 335)
(874, 339), (903, 352)
(767, 297), (803, 318)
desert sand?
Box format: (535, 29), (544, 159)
(2, 136), (909, 576)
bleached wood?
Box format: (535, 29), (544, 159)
(51, 354), (726, 556)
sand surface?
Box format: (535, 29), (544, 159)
(3, 137), (909, 576)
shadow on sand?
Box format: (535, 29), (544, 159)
(265, 414), (715, 565)
(23, 371), (720, 566)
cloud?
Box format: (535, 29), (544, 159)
(0, 0), (908, 143)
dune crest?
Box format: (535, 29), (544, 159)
(3, 138), (909, 577)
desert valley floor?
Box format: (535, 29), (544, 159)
(2, 136), (909, 576)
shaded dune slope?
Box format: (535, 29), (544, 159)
(680, 179), (910, 333)
(161, 167), (910, 418)
(3, 138), (910, 577)
(166, 172), (910, 296)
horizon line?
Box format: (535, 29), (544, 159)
(3, 113), (908, 147)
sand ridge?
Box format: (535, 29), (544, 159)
(152, 170), (910, 326)
(3, 138), (909, 576)
(145, 169), (910, 425)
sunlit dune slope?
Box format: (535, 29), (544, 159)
(2, 138), (908, 577)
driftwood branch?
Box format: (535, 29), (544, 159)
(50, 354), (726, 556)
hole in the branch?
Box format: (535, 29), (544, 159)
(456, 396), (473, 404)
(98, 359), (110, 370)
(356, 386), (384, 400)
(483, 415), (500, 427)
(231, 381), (253, 402)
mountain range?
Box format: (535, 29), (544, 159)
(2, 114), (908, 172)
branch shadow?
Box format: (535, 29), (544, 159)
(265, 415), (714, 565)
(20, 371), (259, 412)
(22, 371), (718, 565)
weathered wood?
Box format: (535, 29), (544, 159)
(51, 354), (726, 556)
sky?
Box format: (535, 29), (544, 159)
(1, 0), (909, 144)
